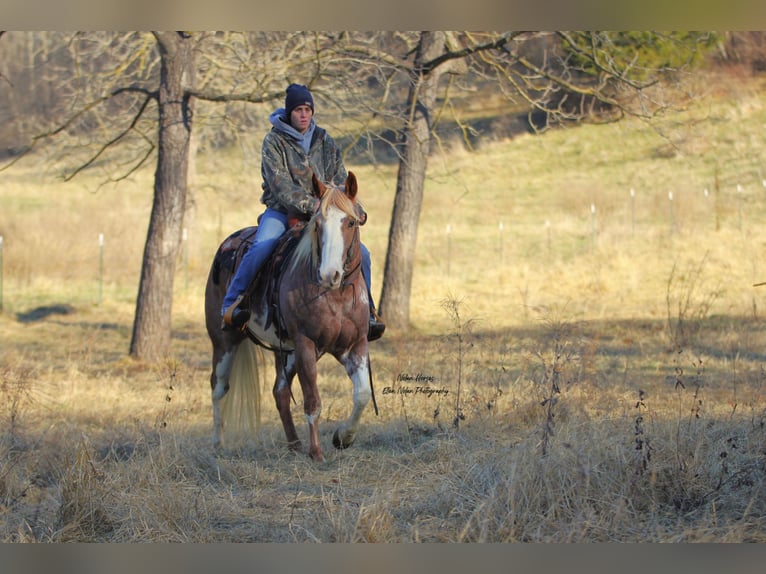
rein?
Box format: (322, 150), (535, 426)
(341, 224), (363, 287)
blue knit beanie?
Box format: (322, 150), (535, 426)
(285, 83), (314, 117)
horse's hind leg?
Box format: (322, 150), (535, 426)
(273, 351), (301, 452)
(333, 347), (371, 450)
(210, 342), (239, 449)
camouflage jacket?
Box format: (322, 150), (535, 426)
(260, 109), (347, 215)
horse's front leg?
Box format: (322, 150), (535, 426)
(273, 351), (301, 452)
(294, 338), (324, 462)
(333, 344), (371, 450)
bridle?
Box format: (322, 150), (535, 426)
(311, 202), (364, 288)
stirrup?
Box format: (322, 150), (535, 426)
(368, 310), (385, 341)
(222, 295), (250, 331)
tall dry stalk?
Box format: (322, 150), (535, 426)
(533, 310), (581, 457)
(633, 389), (652, 478)
(665, 253), (722, 351)
(440, 294), (474, 430)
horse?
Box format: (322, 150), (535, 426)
(204, 172), (373, 462)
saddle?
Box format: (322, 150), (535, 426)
(214, 226), (258, 284)
(215, 221), (308, 337)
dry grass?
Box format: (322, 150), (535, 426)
(1, 75), (766, 542)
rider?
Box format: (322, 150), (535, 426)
(221, 83), (386, 341)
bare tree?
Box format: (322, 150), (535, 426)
(381, 32), (457, 329)
(128, 32), (195, 360)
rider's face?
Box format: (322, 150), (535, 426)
(290, 105), (313, 134)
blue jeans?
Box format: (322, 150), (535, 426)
(221, 208), (375, 315)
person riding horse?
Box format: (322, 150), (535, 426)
(207, 171), (375, 460)
(221, 83), (385, 341)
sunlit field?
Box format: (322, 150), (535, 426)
(1, 73), (765, 541)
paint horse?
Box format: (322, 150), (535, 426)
(204, 172), (373, 461)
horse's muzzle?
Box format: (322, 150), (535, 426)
(318, 268), (343, 290)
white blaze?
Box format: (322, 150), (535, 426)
(318, 206), (347, 288)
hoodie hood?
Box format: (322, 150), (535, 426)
(269, 108), (316, 154)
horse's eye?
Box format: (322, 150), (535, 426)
(348, 220), (356, 228)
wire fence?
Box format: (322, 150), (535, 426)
(1, 174), (765, 312)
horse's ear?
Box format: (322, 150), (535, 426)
(345, 171), (358, 200)
(311, 172), (326, 198)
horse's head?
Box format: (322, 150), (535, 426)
(309, 172), (364, 290)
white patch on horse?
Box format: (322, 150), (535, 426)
(213, 349), (236, 399)
(333, 351), (371, 447)
(349, 354), (371, 408)
(246, 313), (295, 351)
(275, 354), (295, 391)
(318, 205), (348, 289)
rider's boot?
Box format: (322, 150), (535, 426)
(368, 305), (386, 341)
(222, 294), (251, 331)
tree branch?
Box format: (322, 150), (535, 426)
(189, 88), (283, 104)
(419, 31), (526, 73)
(1, 85), (156, 173)
(63, 91), (155, 181)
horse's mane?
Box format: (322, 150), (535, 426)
(290, 185), (362, 273)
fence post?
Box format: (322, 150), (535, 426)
(737, 184), (743, 231)
(546, 219), (551, 256)
(98, 233), (104, 306)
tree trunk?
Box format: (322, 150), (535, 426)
(129, 32), (195, 361)
(378, 32), (446, 331)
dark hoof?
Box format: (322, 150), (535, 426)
(333, 429), (354, 449)
(287, 440), (302, 452)
(309, 448), (325, 462)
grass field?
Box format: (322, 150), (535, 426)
(1, 72), (765, 542)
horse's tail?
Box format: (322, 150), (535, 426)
(219, 340), (264, 440)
